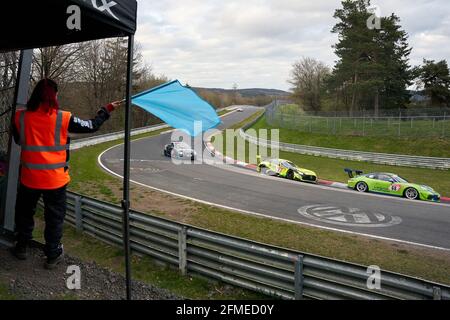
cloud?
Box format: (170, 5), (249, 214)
(135, 0), (450, 90)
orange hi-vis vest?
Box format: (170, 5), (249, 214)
(14, 109), (72, 190)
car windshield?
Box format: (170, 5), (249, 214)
(281, 161), (296, 170)
(393, 175), (408, 183)
(173, 142), (191, 149)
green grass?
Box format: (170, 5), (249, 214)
(217, 109), (230, 117)
(0, 281), (17, 300)
(229, 110), (265, 130)
(250, 115), (450, 158)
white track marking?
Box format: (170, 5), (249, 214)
(98, 147), (450, 252)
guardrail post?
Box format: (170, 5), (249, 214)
(74, 196), (83, 231)
(178, 226), (188, 276)
(294, 255), (304, 300)
(433, 286), (442, 300)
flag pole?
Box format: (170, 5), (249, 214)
(122, 35), (134, 301)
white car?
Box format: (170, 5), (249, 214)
(164, 142), (197, 161)
(236, 107), (244, 112)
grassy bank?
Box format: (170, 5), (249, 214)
(250, 116), (450, 158)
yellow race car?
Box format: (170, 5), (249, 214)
(257, 158), (318, 183)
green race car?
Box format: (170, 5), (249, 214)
(345, 169), (441, 202)
(257, 158), (318, 183)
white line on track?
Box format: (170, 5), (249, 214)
(98, 145), (450, 252)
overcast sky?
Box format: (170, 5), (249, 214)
(135, 0), (450, 91)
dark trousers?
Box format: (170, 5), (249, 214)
(15, 183), (67, 258)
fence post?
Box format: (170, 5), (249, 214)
(398, 112), (401, 137)
(362, 111), (365, 136)
(74, 196), (83, 231)
(433, 286), (442, 300)
(294, 255), (304, 300)
(178, 226), (188, 276)
(443, 112), (447, 138)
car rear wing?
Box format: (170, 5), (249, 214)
(344, 168), (364, 178)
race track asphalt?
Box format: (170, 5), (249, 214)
(99, 107), (450, 251)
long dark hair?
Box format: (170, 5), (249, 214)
(27, 79), (59, 113)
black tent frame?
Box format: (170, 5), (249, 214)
(0, 0), (137, 300)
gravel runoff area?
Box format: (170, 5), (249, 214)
(0, 242), (181, 300)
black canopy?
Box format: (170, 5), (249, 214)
(1, 0), (137, 300)
(1, 0), (137, 52)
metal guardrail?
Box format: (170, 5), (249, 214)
(58, 191), (450, 300)
(239, 103), (450, 170)
(239, 129), (450, 170)
(70, 124), (170, 150)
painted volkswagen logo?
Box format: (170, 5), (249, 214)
(298, 205), (402, 228)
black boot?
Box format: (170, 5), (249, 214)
(44, 244), (64, 270)
(10, 242), (28, 260)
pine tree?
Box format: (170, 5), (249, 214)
(328, 0), (412, 115)
(416, 59), (450, 107)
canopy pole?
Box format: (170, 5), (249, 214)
(1, 50), (32, 232)
(122, 35), (134, 301)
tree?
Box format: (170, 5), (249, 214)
(0, 52), (18, 89)
(416, 59), (450, 107)
(328, 0), (412, 115)
(288, 57), (330, 112)
(32, 44), (85, 85)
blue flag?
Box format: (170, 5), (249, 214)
(132, 80), (221, 136)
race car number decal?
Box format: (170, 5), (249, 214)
(389, 184), (402, 192)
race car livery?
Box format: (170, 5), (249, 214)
(164, 142), (197, 161)
(257, 158), (317, 183)
(345, 169), (441, 202)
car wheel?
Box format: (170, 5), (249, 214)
(404, 187), (419, 200)
(356, 181), (368, 193)
(286, 170), (295, 180)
